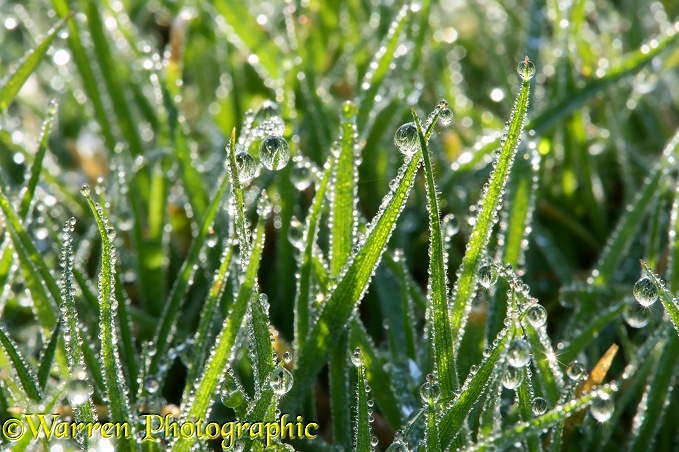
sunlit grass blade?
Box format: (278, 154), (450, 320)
(0, 326), (42, 402)
(172, 210), (266, 452)
(424, 377), (441, 451)
(450, 61), (532, 350)
(0, 14), (71, 113)
(148, 133), (235, 377)
(82, 189), (133, 450)
(37, 319), (61, 391)
(438, 327), (511, 448)
(466, 383), (618, 451)
(356, 5), (410, 131)
(19, 99), (58, 219)
(353, 350), (372, 452)
(516, 367), (541, 452)
(591, 129), (679, 286)
(413, 106), (456, 398)
(640, 261), (679, 335)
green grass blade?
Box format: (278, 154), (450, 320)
(172, 212), (266, 452)
(287, 140), (422, 409)
(356, 5), (410, 131)
(329, 332), (352, 447)
(82, 189), (134, 450)
(640, 261), (679, 336)
(353, 350), (372, 452)
(0, 326), (42, 402)
(468, 383), (618, 451)
(0, 14), (71, 113)
(19, 99), (57, 219)
(450, 62), (532, 350)
(148, 133), (235, 376)
(516, 367), (541, 452)
(424, 378), (441, 451)
(592, 129), (679, 286)
(413, 105), (456, 397)
(438, 327), (511, 449)
(37, 319), (61, 391)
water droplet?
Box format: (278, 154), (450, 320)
(144, 376), (160, 394)
(270, 367), (294, 395)
(517, 57), (536, 81)
(283, 351), (292, 364)
(419, 374), (441, 403)
(531, 397), (548, 416)
(259, 100), (279, 120)
(371, 436), (379, 447)
(478, 263), (498, 289)
(259, 136), (290, 170)
(80, 184), (91, 197)
(439, 108), (454, 126)
(106, 227), (116, 241)
(566, 362), (585, 381)
(442, 213), (460, 236)
(386, 442), (408, 452)
(507, 339), (530, 368)
(394, 122), (419, 155)
(525, 304), (547, 328)
(633, 277), (658, 307)
(235, 151), (257, 182)
(502, 366), (524, 390)
(288, 216), (304, 250)
(206, 227), (219, 248)
(352, 347), (363, 367)
(290, 161), (313, 190)
(623, 303), (651, 328)
(589, 393), (614, 422)
(221, 387), (244, 408)
(67, 367), (93, 405)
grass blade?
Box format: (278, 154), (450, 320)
(0, 326), (42, 402)
(450, 60), (532, 350)
(81, 188), (134, 450)
(640, 260), (679, 335)
(37, 319), (61, 392)
(353, 350), (372, 452)
(0, 14), (71, 113)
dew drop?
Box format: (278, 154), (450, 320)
(259, 136), (290, 170)
(622, 303), (651, 328)
(106, 227), (117, 241)
(501, 366), (523, 390)
(566, 361), (586, 381)
(270, 367), (294, 395)
(283, 351), (292, 364)
(439, 108), (454, 126)
(419, 374), (441, 403)
(441, 213), (460, 237)
(589, 393), (614, 422)
(206, 227), (219, 248)
(507, 339), (530, 368)
(80, 184), (91, 197)
(67, 367), (93, 405)
(235, 151), (257, 182)
(633, 277), (658, 307)
(531, 397), (548, 416)
(290, 161), (313, 190)
(517, 57), (536, 81)
(221, 388), (244, 408)
(386, 442), (408, 452)
(351, 347), (363, 367)
(478, 263), (498, 289)
(394, 122), (419, 155)
(525, 304), (547, 328)
(144, 376), (160, 394)
(288, 216), (304, 250)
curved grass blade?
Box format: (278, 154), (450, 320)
(0, 13), (71, 113)
(19, 99), (58, 219)
(450, 61), (532, 350)
(172, 212), (266, 452)
(82, 191), (133, 450)
(466, 383), (618, 451)
(0, 326), (42, 402)
(591, 129), (679, 286)
(37, 319), (61, 392)
(353, 351), (372, 452)
(640, 260), (679, 335)
(413, 105), (456, 397)
(148, 131), (236, 376)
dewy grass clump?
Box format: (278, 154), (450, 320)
(1, 1), (679, 452)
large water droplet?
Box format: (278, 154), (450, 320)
(478, 264), (498, 289)
(221, 387), (244, 408)
(270, 367), (294, 395)
(507, 339), (530, 368)
(144, 376), (160, 394)
(67, 367), (93, 405)
(351, 347), (363, 367)
(290, 160), (313, 190)
(419, 375), (441, 403)
(589, 393), (614, 422)
(80, 184), (91, 197)
(235, 151), (257, 182)
(517, 57), (536, 81)
(394, 122), (419, 155)
(623, 303), (651, 328)
(633, 277), (658, 307)
(439, 108), (454, 126)
(441, 213), (460, 237)
(259, 100), (280, 121)
(531, 397), (548, 416)
(259, 136), (290, 170)
(501, 366), (524, 390)
(525, 304), (547, 328)
(566, 362), (586, 381)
